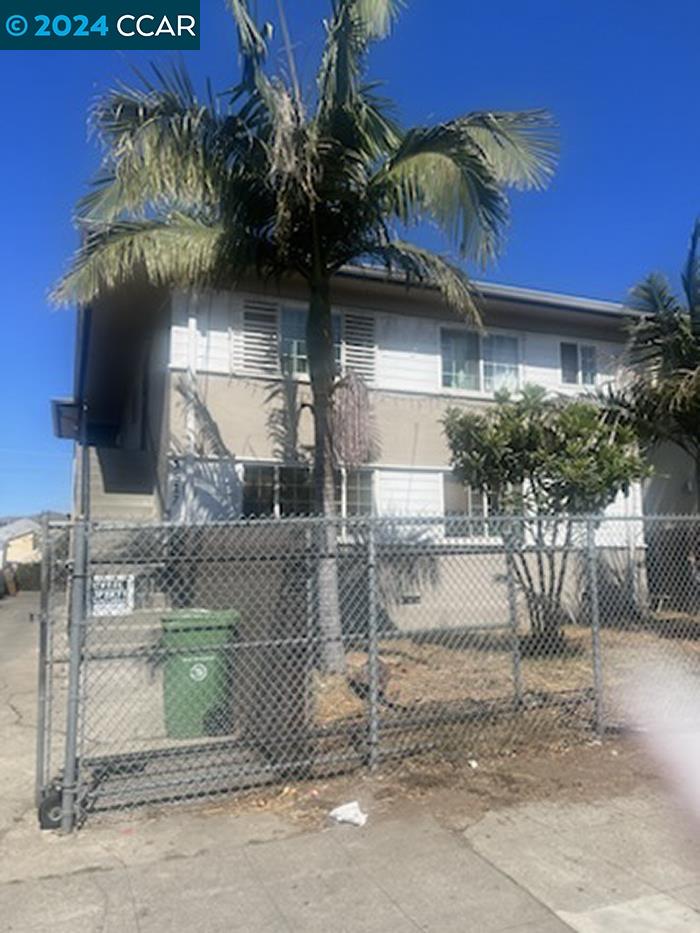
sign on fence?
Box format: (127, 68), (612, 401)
(90, 574), (135, 616)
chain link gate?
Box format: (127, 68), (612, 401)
(35, 513), (700, 830)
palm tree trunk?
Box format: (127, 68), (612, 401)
(307, 276), (346, 674)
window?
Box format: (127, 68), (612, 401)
(560, 342), (596, 386)
(343, 313), (376, 383)
(483, 335), (519, 391)
(241, 464), (373, 518)
(441, 330), (480, 390)
(242, 465), (275, 517)
(346, 470), (373, 516)
(580, 345), (597, 385)
(279, 466), (313, 517)
(443, 473), (491, 538)
(280, 308), (308, 375)
(280, 307), (342, 377)
(243, 305), (279, 374)
(441, 329), (519, 392)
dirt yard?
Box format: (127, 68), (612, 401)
(198, 734), (661, 833)
(314, 619), (700, 728)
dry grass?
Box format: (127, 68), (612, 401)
(314, 620), (700, 727)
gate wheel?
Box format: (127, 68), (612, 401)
(38, 790), (63, 830)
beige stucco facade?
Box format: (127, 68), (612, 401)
(5, 531), (40, 565)
(169, 372), (486, 470)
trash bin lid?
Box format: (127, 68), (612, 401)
(161, 609), (239, 632)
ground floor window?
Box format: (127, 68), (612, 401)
(242, 464), (374, 519)
(241, 465), (275, 517)
(345, 469), (373, 516)
(279, 466), (313, 517)
(443, 473), (500, 538)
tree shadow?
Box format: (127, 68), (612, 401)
(169, 375), (242, 521)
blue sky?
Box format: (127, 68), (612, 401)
(1, 0), (699, 516)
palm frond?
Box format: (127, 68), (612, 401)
(682, 218), (700, 339)
(356, 0), (403, 38)
(363, 239), (481, 322)
(51, 215), (225, 306)
(376, 122), (508, 262)
(628, 271), (682, 317)
(316, 0), (402, 123)
(458, 110), (557, 190)
(624, 273), (698, 376)
(227, 0), (272, 95)
(80, 66), (231, 222)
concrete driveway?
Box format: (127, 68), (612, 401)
(2, 592), (700, 932)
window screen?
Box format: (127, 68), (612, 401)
(483, 335), (519, 391)
(441, 330), (480, 390)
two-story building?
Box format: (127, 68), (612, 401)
(51, 267), (692, 527)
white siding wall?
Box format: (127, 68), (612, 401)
(196, 292), (234, 374)
(522, 332), (623, 393)
(375, 470), (443, 516)
(521, 332), (562, 391)
(375, 313), (439, 392)
(171, 291), (626, 398)
(597, 484), (645, 547)
(170, 293), (191, 369)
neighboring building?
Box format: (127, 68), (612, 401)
(52, 268), (684, 529)
(0, 519), (41, 566)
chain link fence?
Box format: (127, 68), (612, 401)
(35, 513), (700, 830)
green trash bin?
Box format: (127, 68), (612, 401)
(160, 609), (238, 739)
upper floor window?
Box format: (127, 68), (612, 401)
(483, 335), (519, 392)
(560, 342), (596, 386)
(280, 308), (309, 375)
(441, 329), (519, 393)
(280, 308), (342, 377)
(246, 304), (370, 381)
(441, 330), (479, 390)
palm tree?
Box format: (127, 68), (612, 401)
(53, 0), (556, 670)
(615, 220), (700, 510)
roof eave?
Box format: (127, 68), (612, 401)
(336, 264), (635, 321)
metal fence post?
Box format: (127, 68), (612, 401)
(367, 522), (380, 770)
(505, 541), (523, 707)
(34, 514), (50, 808)
(586, 517), (604, 738)
(60, 518), (88, 832)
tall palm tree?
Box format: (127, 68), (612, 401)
(53, 0), (556, 670)
(616, 220), (700, 509)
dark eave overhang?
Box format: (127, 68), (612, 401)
(50, 305), (92, 441)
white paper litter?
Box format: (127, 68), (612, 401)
(468, 759), (479, 770)
(329, 801), (368, 827)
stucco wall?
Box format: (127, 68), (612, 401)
(5, 532), (39, 565)
(168, 372), (484, 469)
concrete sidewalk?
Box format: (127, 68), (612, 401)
(2, 593), (700, 931)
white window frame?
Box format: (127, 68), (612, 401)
(559, 341), (598, 388)
(239, 295), (353, 382)
(441, 472), (502, 542)
(240, 461), (375, 519)
(438, 325), (522, 397)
